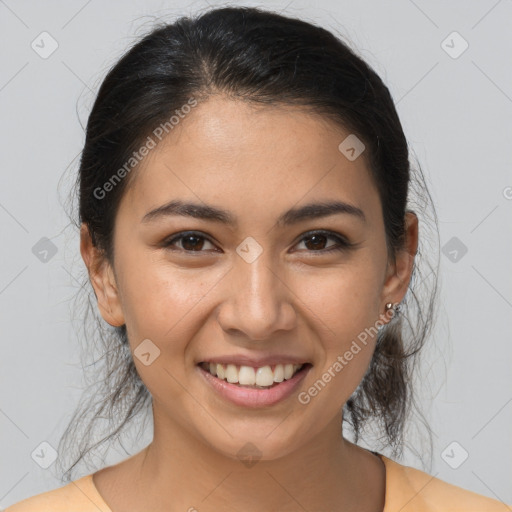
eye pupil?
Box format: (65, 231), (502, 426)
(305, 234), (327, 250)
(165, 231), (347, 255)
(182, 235), (204, 251)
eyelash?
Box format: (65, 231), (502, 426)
(161, 230), (354, 255)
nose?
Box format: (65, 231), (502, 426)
(216, 248), (297, 341)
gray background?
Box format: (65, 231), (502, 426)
(1, 0), (511, 508)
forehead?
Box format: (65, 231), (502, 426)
(118, 95), (381, 229)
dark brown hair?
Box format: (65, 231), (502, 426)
(57, 5), (439, 482)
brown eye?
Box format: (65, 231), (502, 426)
(161, 230), (354, 255)
(295, 230), (353, 254)
(163, 232), (217, 252)
(303, 233), (331, 251)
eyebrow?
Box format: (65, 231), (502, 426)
(141, 199), (366, 227)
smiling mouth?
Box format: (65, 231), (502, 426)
(198, 362), (311, 389)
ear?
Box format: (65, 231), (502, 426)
(380, 211), (418, 320)
(80, 223), (125, 327)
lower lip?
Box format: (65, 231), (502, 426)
(197, 364), (312, 408)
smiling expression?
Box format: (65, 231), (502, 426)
(83, 94), (415, 461)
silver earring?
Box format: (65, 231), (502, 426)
(385, 302), (401, 314)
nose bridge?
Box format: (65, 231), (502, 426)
(219, 237), (295, 339)
(242, 250), (278, 307)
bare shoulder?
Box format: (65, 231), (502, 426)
(2, 475), (108, 512)
(387, 458), (511, 511)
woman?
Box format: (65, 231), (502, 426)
(5, 6), (509, 511)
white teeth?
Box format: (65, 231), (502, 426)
(225, 364), (238, 383)
(238, 366), (256, 385)
(203, 362), (304, 386)
(273, 364), (284, 383)
(255, 366), (274, 386)
(284, 363), (294, 380)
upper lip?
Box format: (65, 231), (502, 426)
(198, 355), (311, 367)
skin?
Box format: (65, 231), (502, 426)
(81, 95), (418, 512)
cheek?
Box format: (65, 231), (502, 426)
(115, 251), (220, 402)
(296, 262), (382, 405)
(304, 263), (382, 344)
(298, 272), (380, 413)
(116, 248), (223, 347)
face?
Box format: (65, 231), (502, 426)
(82, 95), (417, 462)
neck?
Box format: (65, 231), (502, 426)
(130, 408), (383, 512)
